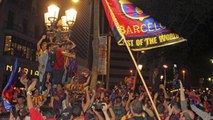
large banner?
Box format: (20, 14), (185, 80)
(102, 0), (186, 51)
(98, 36), (108, 75)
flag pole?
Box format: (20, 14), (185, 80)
(103, 0), (161, 119)
(122, 36), (161, 120)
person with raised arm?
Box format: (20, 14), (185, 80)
(159, 84), (169, 99)
(52, 42), (75, 85)
(102, 103), (115, 120)
(37, 35), (47, 57)
(122, 99), (149, 120)
(179, 80), (195, 120)
(26, 79), (56, 120)
(37, 35), (49, 92)
(64, 69), (91, 92)
(82, 86), (91, 113)
(139, 92), (154, 118)
(112, 96), (126, 120)
(179, 80), (187, 111)
(125, 92), (134, 112)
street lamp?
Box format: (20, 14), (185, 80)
(44, 4), (77, 41)
(160, 75), (164, 83)
(210, 59), (213, 64)
(163, 65), (168, 69)
(130, 69), (133, 76)
(182, 70), (186, 81)
(163, 64), (168, 87)
(138, 64), (143, 71)
(208, 77), (213, 83)
(47, 5), (60, 22)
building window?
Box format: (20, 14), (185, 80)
(7, 11), (15, 29)
(4, 36), (12, 55)
(3, 35), (37, 61)
(8, 0), (19, 4)
(34, 24), (40, 39)
(22, 18), (28, 34)
(19, 0), (32, 11)
(25, 0), (33, 11)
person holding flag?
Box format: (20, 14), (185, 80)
(101, 0), (187, 119)
(1, 59), (18, 112)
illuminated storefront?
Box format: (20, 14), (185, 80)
(0, 34), (39, 90)
(5, 64), (39, 77)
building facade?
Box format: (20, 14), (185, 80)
(0, 0), (150, 90)
(0, 0), (45, 90)
(0, 0), (93, 90)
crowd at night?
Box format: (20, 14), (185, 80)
(0, 34), (212, 120)
(0, 0), (213, 120)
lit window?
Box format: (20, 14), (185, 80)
(4, 36), (12, 54)
(3, 35), (37, 61)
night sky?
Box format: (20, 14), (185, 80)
(131, 0), (213, 86)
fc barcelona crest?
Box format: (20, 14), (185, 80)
(119, 0), (149, 21)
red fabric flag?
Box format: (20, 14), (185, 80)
(102, 0), (186, 51)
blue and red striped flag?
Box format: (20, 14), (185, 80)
(102, 0), (186, 51)
(1, 59), (18, 112)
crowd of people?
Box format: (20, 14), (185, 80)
(0, 34), (213, 120)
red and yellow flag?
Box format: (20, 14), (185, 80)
(102, 0), (186, 51)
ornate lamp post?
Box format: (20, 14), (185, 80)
(44, 4), (77, 41)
